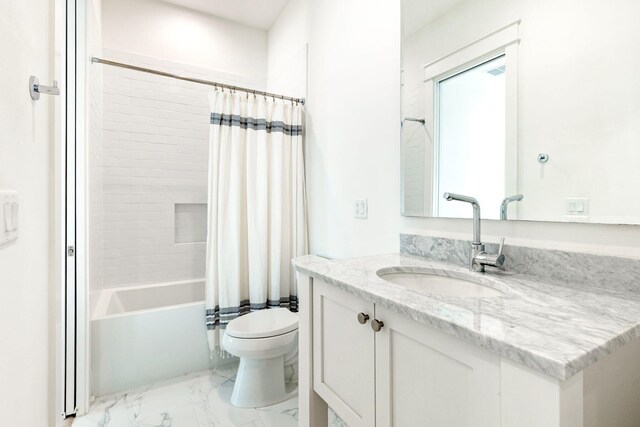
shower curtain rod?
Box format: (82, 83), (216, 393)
(91, 57), (305, 104)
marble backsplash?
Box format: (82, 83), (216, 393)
(400, 233), (640, 291)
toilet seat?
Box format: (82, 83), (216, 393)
(226, 308), (298, 339)
(223, 329), (297, 359)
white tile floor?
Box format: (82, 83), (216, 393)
(72, 364), (348, 427)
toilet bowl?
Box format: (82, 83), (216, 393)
(222, 308), (299, 408)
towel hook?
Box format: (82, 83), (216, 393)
(537, 153), (550, 164)
(29, 76), (60, 100)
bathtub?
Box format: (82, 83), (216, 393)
(90, 279), (211, 396)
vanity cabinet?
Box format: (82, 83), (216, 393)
(297, 257), (640, 427)
(312, 280), (376, 427)
(312, 280), (501, 427)
(302, 277), (595, 427)
(374, 304), (501, 426)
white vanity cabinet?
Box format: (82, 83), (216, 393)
(299, 275), (606, 427)
(312, 280), (376, 427)
(311, 279), (501, 427)
(374, 304), (501, 427)
(297, 256), (640, 427)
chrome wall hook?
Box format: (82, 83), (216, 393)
(29, 76), (60, 100)
(537, 153), (550, 164)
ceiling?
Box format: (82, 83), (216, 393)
(402, 0), (466, 38)
(161, 0), (291, 30)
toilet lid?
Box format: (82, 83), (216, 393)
(226, 308), (299, 339)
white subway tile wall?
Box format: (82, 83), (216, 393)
(175, 203), (207, 244)
(401, 74), (428, 215)
(92, 50), (264, 288)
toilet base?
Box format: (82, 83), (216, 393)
(231, 355), (297, 408)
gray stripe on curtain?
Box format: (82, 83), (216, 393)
(205, 296), (299, 330)
(210, 113), (303, 136)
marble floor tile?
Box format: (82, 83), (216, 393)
(329, 408), (349, 427)
(191, 377), (264, 427)
(256, 396), (299, 427)
(73, 365), (349, 427)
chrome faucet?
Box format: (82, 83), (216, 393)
(500, 194), (523, 220)
(443, 192), (506, 272)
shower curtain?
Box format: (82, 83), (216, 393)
(205, 90), (307, 355)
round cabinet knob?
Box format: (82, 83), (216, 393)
(357, 312), (370, 324)
(371, 319), (384, 332)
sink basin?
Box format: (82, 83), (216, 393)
(378, 271), (504, 298)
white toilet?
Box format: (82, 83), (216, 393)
(222, 308), (299, 408)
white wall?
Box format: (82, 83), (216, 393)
(102, 0), (268, 86)
(0, 1), (54, 425)
(305, 0), (402, 259)
(267, 0), (308, 99)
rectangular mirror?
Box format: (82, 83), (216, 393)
(401, 0), (640, 224)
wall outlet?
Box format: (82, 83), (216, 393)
(566, 197), (589, 221)
(354, 199), (368, 219)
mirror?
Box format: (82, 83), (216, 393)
(401, 0), (640, 224)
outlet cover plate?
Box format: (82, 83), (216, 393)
(354, 199), (368, 219)
(0, 190), (19, 247)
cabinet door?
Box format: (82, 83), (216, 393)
(374, 305), (501, 427)
(313, 280), (375, 427)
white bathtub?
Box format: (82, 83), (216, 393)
(90, 279), (211, 396)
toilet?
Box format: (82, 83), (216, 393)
(222, 308), (299, 408)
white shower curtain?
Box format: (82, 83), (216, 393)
(205, 90), (307, 355)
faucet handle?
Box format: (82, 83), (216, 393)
(493, 237), (506, 268)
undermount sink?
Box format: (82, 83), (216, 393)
(377, 271), (504, 298)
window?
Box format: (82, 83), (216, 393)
(435, 55), (506, 219)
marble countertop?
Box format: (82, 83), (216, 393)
(292, 253), (640, 380)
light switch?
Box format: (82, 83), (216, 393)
(3, 203), (11, 231)
(0, 191), (19, 246)
(11, 203), (19, 230)
(566, 197), (589, 221)
(354, 199), (368, 219)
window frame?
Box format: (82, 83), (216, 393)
(423, 21), (520, 217)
